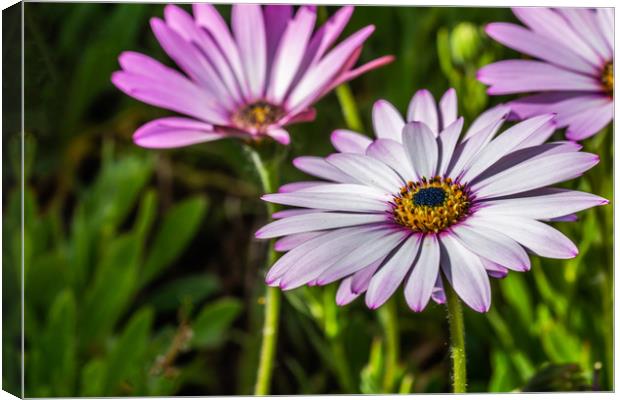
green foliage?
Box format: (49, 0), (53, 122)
(191, 298), (243, 348)
(140, 197), (208, 287)
(5, 148), (245, 396)
(8, 3), (613, 396)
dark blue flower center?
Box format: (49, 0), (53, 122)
(413, 187), (446, 207)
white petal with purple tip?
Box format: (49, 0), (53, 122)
(440, 234), (491, 313)
(366, 234), (421, 309)
(373, 100), (406, 141)
(403, 122), (439, 179)
(256, 212), (388, 238)
(404, 235), (440, 312)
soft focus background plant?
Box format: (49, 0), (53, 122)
(2, 3), (613, 396)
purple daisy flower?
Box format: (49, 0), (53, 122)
(255, 88), (607, 312)
(112, 4), (393, 148)
(478, 7), (614, 141)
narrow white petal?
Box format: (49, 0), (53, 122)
(404, 235), (440, 312)
(402, 122), (439, 179)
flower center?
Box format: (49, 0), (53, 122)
(602, 61), (613, 96)
(232, 101), (285, 131)
(392, 176), (470, 233)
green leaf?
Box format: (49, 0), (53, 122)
(80, 359), (106, 397)
(104, 307), (154, 395)
(501, 274), (533, 328)
(141, 196), (208, 287)
(522, 363), (589, 392)
(43, 290), (77, 396)
(86, 154), (153, 234)
(27, 249), (68, 314)
(133, 189), (158, 243)
(62, 4), (151, 134)
(80, 234), (140, 344)
(148, 273), (220, 312)
(191, 298), (242, 349)
(360, 338), (385, 394)
(488, 349), (517, 392)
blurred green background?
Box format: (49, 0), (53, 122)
(2, 3), (613, 396)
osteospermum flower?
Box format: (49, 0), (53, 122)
(255, 89), (607, 312)
(112, 4), (393, 148)
(478, 7), (614, 141)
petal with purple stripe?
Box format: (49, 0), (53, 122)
(366, 234), (421, 309)
(331, 130), (372, 154)
(440, 234), (491, 313)
(404, 234), (440, 312)
(256, 212), (388, 238)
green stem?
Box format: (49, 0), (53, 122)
(335, 84), (364, 132)
(255, 285), (281, 395)
(444, 278), (467, 393)
(323, 284), (354, 393)
(246, 145), (282, 396)
(378, 298), (399, 393)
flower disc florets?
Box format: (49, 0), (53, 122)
(393, 176), (470, 233)
(232, 101), (285, 132)
(602, 61), (613, 96)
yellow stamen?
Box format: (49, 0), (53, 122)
(232, 101), (285, 131)
(602, 61), (613, 96)
(392, 176), (470, 233)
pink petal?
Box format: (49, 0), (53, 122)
(484, 22), (598, 75)
(565, 102), (614, 141)
(556, 8), (611, 62)
(264, 5), (293, 72)
(192, 3), (250, 97)
(111, 69), (228, 125)
(267, 6), (317, 102)
(164, 5), (244, 103)
(132, 117), (230, 149)
(266, 128), (290, 145)
(150, 18), (236, 110)
(511, 7), (601, 65)
(232, 4), (267, 98)
(287, 25), (375, 111)
(478, 60), (603, 95)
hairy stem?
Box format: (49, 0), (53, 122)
(246, 145), (282, 396)
(444, 278), (467, 393)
